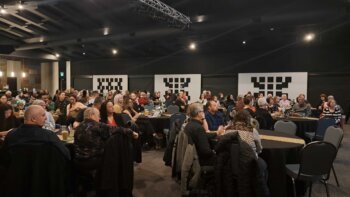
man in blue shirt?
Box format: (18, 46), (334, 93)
(204, 100), (225, 132)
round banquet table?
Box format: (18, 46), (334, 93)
(273, 116), (318, 140)
(259, 129), (306, 197)
(137, 115), (170, 133)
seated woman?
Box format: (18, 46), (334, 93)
(123, 98), (156, 149)
(66, 95), (86, 125)
(321, 99), (342, 124)
(100, 101), (121, 126)
(101, 100), (142, 162)
(0, 103), (21, 138)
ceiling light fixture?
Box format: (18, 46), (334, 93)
(22, 72), (26, 78)
(83, 52), (86, 55)
(10, 72), (15, 77)
(304, 33), (315, 42)
(112, 49), (118, 55)
(189, 42), (196, 50)
(55, 53), (60, 58)
(0, 6), (7, 14)
(196, 15), (206, 23)
(104, 28), (109, 36)
(270, 27), (274, 31)
(242, 40), (246, 45)
(18, 1), (24, 10)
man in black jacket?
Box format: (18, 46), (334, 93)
(2, 105), (70, 160)
(184, 103), (224, 166)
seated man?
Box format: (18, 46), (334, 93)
(73, 96), (103, 129)
(184, 103), (224, 166)
(32, 99), (56, 131)
(204, 100), (225, 133)
(74, 107), (137, 167)
(2, 105), (70, 160)
(292, 94), (311, 117)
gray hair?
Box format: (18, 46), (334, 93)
(32, 99), (45, 106)
(83, 107), (99, 120)
(257, 98), (267, 107)
(188, 103), (203, 118)
(24, 105), (43, 121)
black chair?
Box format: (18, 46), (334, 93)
(286, 141), (337, 197)
(305, 118), (336, 141)
(323, 126), (344, 187)
(0, 142), (70, 197)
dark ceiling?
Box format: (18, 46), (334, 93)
(0, 0), (349, 60)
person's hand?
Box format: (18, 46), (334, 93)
(217, 125), (225, 136)
(132, 132), (139, 139)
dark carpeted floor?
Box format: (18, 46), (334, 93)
(133, 124), (350, 197)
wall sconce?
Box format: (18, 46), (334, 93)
(10, 71), (15, 77)
(22, 72), (26, 78)
(0, 71), (3, 77)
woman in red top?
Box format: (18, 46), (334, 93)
(100, 101), (118, 126)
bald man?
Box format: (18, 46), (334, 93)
(2, 105), (70, 160)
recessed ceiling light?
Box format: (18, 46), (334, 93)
(112, 49), (118, 55)
(242, 40), (246, 45)
(189, 42), (196, 50)
(196, 15), (206, 23)
(304, 33), (315, 42)
(83, 52), (86, 55)
(0, 8), (7, 14)
(18, 4), (24, 10)
(270, 27), (274, 31)
(55, 53), (60, 58)
(104, 28), (109, 36)
(39, 37), (44, 42)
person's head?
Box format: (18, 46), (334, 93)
(32, 99), (47, 110)
(129, 92), (137, 101)
(140, 91), (146, 98)
(188, 103), (204, 120)
(100, 100), (114, 116)
(267, 97), (273, 105)
(83, 107), (100, 122)
(298, 94), (306, 104)
(24, 105), (47, 126)
(179, 91), (184, 97)
(281, 94), (287, 101)
(320, 93), (327, 101)
(16, 101), (25, 110)
(258, 93), (264, 98)
(0, 103), (13, 120)
(69, 95), (77, 104)
(206, 100), (218, 113)
(243, 97), (251, 106)
(328, 99), (336, 108)
(59, 92), (66, 101)
(327, 95), (334, 101)
(257, 97), (268, 108)
(41, 94), (49, 103)
(273, 96), (280, 104)
(233, 111), (251, 126)
(5, 91), (12, 98)
(93, 96), (104, 110)
(267, 93), (273, 98)
(0, 95), (7, 104)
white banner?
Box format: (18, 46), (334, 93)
(238, 72), (308, 99)
(92, 75), (128, 94)
(154, 74), (201, 103)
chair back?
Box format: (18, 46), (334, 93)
(120, 113), (132, 126)
(167, 105), (180, 114)
(323, 126), (344, 150)
(1, 143), (68, 197)
(274, 120), (297, 135)
(315, 118), (336, 140)
(299, 141), (337, 177)
(170, 113), (186, 129)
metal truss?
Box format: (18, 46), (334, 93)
(136, 0), (191, 29)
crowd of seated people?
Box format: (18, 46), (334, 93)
(0, 87), (348, 196)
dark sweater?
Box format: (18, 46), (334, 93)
(184, 119), (217, 166)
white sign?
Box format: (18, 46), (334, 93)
(154, 74), (201, 103)
(238, 72), (308, 99)
(92, 75), (128, 94)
